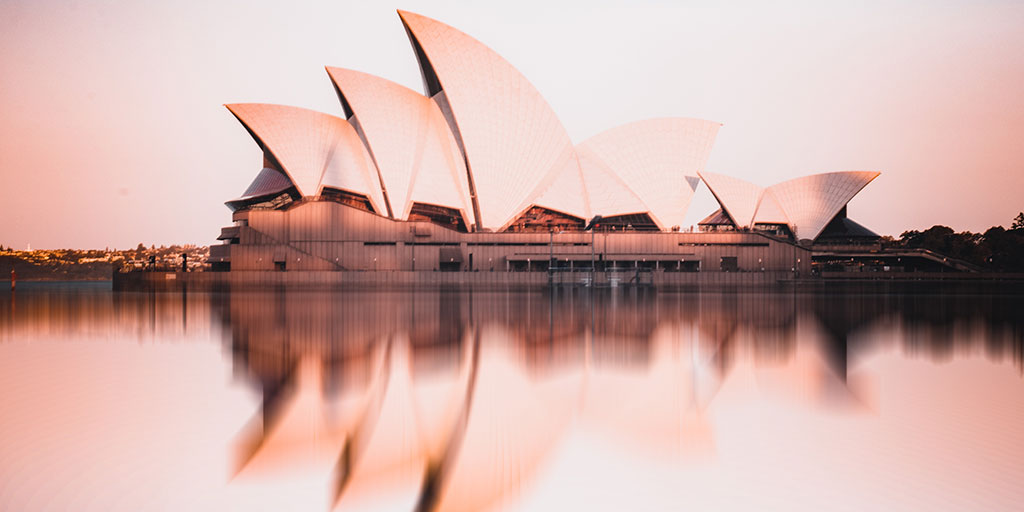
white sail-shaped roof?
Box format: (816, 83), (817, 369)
(398, 10), (579, 231)
(767, 171), (880, 241)
(752, 190), (788, 224)
(698, 171), (763, 229)
(325, 67), (475, 227)
(575, 118), (721, 230)
(574, 148), (649, 217)
(528, 152), (591, 220)
(225, 104), (386, 213)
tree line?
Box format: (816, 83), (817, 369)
(884, 212), (1024, 271)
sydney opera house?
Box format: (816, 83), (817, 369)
(208, 10), (881, 280)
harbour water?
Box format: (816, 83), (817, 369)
(1, 283), (1022, 511)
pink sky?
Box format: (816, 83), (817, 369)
(1, 0), (1022, 249)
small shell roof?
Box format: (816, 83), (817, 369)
(768, 171), (880, 241)
(226, 103), (386, 214)
(575, 118), (721, 230)
(698, 171), (763, 229)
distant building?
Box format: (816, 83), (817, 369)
(210, 11), (879, 276)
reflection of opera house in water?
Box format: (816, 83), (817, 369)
(208, 10), (885, 280)
(2, 287), (1022, 509)
(216, 289), (1023, 509)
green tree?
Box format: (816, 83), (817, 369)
(1012, 212), (1024, 230)
(899, 226), (954, 250)
(895, 219), (1024, 271)
(982, 225), (1024, 271)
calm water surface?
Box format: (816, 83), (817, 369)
(1, 283), (1022, 511)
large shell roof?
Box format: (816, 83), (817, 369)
(226, 103), (386, 213)
(768, 171), (880, 241)
(398, 10), (579, 231)
(326, 67), (475, 228)
(575, 118), (720, 229)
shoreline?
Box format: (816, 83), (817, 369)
(106, 270), (1024, 293)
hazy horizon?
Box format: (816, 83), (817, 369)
(2, 0), (1022, 249)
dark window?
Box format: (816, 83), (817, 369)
(588, 213), (659, 232)
(409, 202), (468, 232)
(680, 242), (769, 247)
(505, 206), (585, 233)
(226, 187), (298, 213)
(320, 188), (377, 213)
(720, 257), (738, 272)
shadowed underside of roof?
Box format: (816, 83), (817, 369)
(698, 208), (733, 226)
(818, 215), (879, 239)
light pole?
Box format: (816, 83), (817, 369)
(548, 229), (554, 284)
(591, 227), (595, 285)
